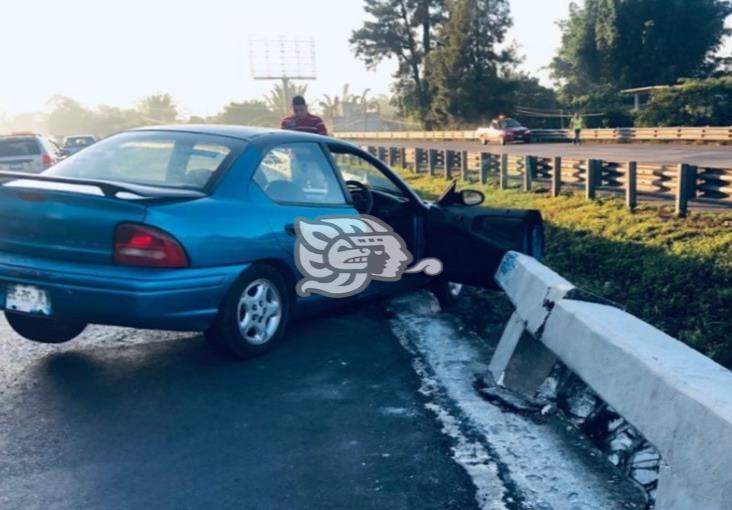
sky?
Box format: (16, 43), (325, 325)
(0, 0), (720, 118)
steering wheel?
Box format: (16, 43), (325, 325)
(345, 180), (374, 215)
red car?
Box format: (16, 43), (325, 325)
(476, 118), (532, 146)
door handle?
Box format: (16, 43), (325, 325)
(284, 224), (296, 237)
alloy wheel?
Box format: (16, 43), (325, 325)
(236, 279), (283, 345)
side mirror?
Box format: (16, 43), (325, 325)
(460, 189), (485, 207)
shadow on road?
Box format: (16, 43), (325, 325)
(0, 311), (476, 510)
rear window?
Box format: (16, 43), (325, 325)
(45, 131), (244, 190)
(0, 138), (41, 157)
(64, 136), (95, 147)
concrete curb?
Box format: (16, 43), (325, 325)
(489, 251), (732, 509)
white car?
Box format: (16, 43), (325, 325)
(476, 118), (532, 146)
(0, 133), (64, 173)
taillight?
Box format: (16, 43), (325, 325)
(114, 224), (189, 268)
(42, 154), (53, 167)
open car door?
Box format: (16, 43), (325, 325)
(423, 181), (544, 289)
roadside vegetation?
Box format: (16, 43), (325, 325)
(399, 170), (732, 369)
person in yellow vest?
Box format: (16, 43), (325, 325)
(571, 113), (584, 145)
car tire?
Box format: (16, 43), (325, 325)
(480, 137), (488, 146)
(430, 280), (464, 309)
(205, 264), (291, 359)
(499, 137), (507, 146)
(5, 312), (87, 344)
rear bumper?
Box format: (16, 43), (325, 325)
(0, 252), (247, 331)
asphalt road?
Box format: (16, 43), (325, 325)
(0, 291), (645, 509)
(356, 139), (732, 168)
(0, 308), (476, 510)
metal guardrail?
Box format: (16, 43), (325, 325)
(362, 144), (732, 215)
(338, 126), (732, 143)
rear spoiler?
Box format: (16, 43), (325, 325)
(0, 171), (206, 200)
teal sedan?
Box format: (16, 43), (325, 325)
(0, 126), (543, 358)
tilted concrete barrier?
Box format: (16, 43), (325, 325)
(489, 251), (732, 509)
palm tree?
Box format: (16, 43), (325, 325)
(341, 83), (354, 104)
(319, 94), (342, 131)
(138, 93), (178, 123)
(265, 82), (309, 117)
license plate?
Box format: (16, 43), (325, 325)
(9, 163), (24, 170)
(5, 284), (52, 316)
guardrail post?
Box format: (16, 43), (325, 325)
(626, 161), (637, 211)
(387, 147), (396, 166)
(414, 148), (423, 173)
(687, 165), (698, 199)
(399, 147), (407, 170)
(676, 163), (695, 217)
(551, 156), (562, 197)
(461, 150), (469, 181)
(480, 152), (491, 184)
(586, 159), (599, 200)
(500, 154), (509, 189)
(523, 155), (535, 192)
(443, 149), (451, 179)
(428, 149), (437, 176)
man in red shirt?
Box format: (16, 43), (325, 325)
(281, 96), (328, 136)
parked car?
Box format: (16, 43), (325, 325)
(0, 133), (65, 173)
(476, 117), (532, 145)
(0, 126), (544, 359)
(62, 134), (97, 155)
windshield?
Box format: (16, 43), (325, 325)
(45, 131), (244, 190)
(0, 138), (41, 157)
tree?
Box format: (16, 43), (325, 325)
(3, 112), (47, 135)
(211, 101), (279, 127)
(423, 0), (516, 127)
(351, 0), (447, 126)
(552, 0), (732, 100)
(47, 96), (94, 136)
(90, 105), (142, 136)
(318, 95), (342, 130)
(137, 93), (179, 124)
(265, 82), (309, 117)
(507, 73), (562, 128)
(635, 77), (732, 126)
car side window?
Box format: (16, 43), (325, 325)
(253, 143), (346, 205)
(329, 151), (405, 197)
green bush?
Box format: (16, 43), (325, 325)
(399, 171), (732, 368)
(635, 77), (732, 127)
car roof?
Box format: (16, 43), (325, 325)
(1, 132), (39, 137)
(0, 134), (43, 140)
(130, 124), (337, 144)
